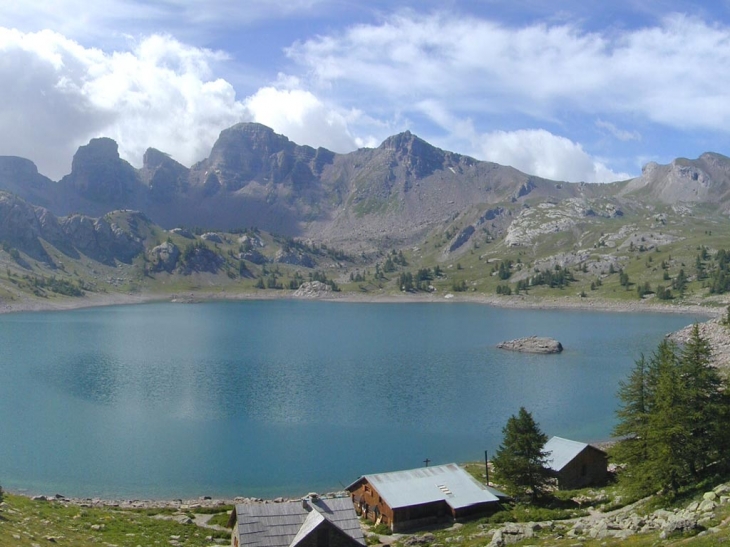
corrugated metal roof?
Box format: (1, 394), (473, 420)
(544, 436), (588, 472)
(235, 497), (365, 547)
(354, 463), (501, 510)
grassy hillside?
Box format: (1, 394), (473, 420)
(0, 493), (231, 546)
(1, 198), (730, 312)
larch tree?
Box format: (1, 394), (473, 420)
(612, 325), (730, 497)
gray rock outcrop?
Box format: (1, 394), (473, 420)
(274, 249), (316, 268)
(497, 336), (563, 354)
(293, 281), (332, 298)
(147, 242), (180, 273)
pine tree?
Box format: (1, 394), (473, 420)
(492, 407), (550, 500)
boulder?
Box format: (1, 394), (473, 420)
(497, 336), (563, 354)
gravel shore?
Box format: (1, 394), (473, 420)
(0, 289), (723, 317)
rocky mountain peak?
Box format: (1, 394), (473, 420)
(378, 130), (448, 178)
(197, 122), (320, 192)
(143, 148), (176, 170)
(141, 148), (189, 203)
(0, 156), (40, 178)
(61, 137), (141, 203)
(210, 123), (294, 160)
(623, 152), (730, 206)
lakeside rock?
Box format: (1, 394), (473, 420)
(497, 336), (563, 354)
(293, 281), (332, 298)
(668, 317), (730, 369)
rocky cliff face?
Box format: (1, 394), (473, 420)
(0, 191), (144, 266)
(0, 156), (56, 208)
(622, 152), (730, 206)
(59, 138), (145, 205)
(140, 148), (190, 204)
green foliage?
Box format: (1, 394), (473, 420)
(497, 260), (512, 280)
(309, 271), (340, 291)
(655, 285), (672, 300)
(528, 265), (574, 289)
(20, 275), (84, 297)
(398, 269), (434, 292)
(708, 249), (730, 294)
(637, 281), (652, 298)
(182, 240), (208, 263)
(612, 326), (730, 497)
(1, 241), (21, 261)
(452, 279), (467, 292)
(496, 284), (512, 295)
(673, 268), (688, 296)
(492, 407), (551, 500)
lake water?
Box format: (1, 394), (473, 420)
(0, 301), (703, 499)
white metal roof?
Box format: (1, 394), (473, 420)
(351, 463), (502, 510)
(544, 436), (590, 472)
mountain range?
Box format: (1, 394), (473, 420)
(2, 122), (730, 308)
(3, 122), (730, 250)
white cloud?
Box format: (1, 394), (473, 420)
(0, 29), (250, 179)
(243, 86), (358, 153)
(595, 120), (641, 142)
(412, 100), (630, 182)
(287, 12), (730, 132)
(0, 1), (330, 43)
(479, 129), (631, 183)
(0, 27), (383, 181)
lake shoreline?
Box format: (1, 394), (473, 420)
(0, 288), (723, 317)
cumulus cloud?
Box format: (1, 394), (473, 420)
(0, 29), (250, 179)
(479, 129), (631, 183)
(287, 12), (730, 132)
(243, 85), (359, 153)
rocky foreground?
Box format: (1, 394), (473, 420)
(481, 484), (730, 546)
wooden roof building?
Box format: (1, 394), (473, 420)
(544, 436), (608, 490)
(229, 496), (365, 547)
(346, 463), (507, 532)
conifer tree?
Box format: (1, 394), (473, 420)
(612, 326), (730, 496)
(492, 407), (550, 500)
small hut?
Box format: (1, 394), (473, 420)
(544, 436), (608, 490)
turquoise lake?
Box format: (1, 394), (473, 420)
(0, 301), (704, 499)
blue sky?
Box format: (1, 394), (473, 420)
(2, 1), (730, 183)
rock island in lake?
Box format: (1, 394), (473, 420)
(497, 336), (563, 354)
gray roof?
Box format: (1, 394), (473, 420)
(349, 463), (502, 510)
(544, 436), (599, 472)
(234, 497), (365, 547)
